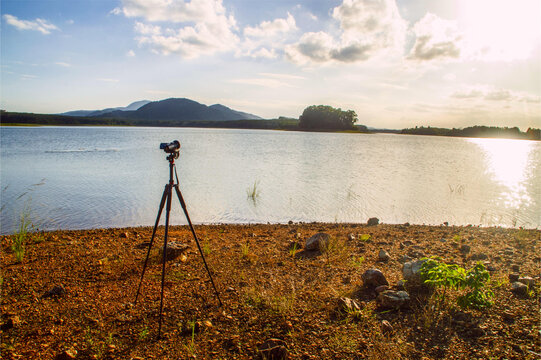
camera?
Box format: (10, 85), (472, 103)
(160, 140), (180, 153)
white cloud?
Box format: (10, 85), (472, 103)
(244, 12), (296, 38)
(450, 85), (540, 103)
(285, 0), (407, 64)
(239, 13), (297, 59)
(126, 50), (136, 57)
(3, 14), (59, 34)
(116, 0), (239, 58)
(408, 13), (462, 61)
(54, 62), (72, 67)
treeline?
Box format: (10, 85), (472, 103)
(401, 125), (540, 141)
(0, 111), (298, 130)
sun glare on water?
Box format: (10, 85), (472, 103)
(459, 0), (541, 61)
(470, 138), (536, 209)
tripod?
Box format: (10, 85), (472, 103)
(134, 150), (222, 338)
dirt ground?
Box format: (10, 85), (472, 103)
(1, 223), (540, 359)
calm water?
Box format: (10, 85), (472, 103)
(1, 126), (540, 234)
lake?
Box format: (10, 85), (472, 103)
(1, 126), (539, 234)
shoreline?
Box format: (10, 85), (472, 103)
(2, 222), (539, 359)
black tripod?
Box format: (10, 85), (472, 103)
(134, 148), (222, 338)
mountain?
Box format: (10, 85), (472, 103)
(60, 100), (151, 117)
(95, 98), (262, 121)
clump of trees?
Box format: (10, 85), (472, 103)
(298, 105), (357, 130)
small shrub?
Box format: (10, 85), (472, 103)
(359, 234), (371, 241)
(420, 258), (493, 310)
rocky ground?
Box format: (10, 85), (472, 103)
(1, 223), (540, 359)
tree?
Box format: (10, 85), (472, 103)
(298, 105), (357, 130)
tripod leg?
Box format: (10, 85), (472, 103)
(174, 184), (223, 306)
(158, 184), (173, 339)
(134, 185), (168, 306)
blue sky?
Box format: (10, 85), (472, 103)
(1, 0), (540, 129)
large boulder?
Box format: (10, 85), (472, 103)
(305, 233), (330, 251)
(257, 338), (288, 360)
(159, 241), (189, 261)
(402, 259), (427, 285)
(362, 269), (389, 288)
(376, 290), (410, 309)
(367, 217), (379, 226)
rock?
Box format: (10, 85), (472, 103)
(402, 259), (427, 285)
(511, 264), (520, 272)
(400, 240), (414, 248)
(511, 281), (529, 296)
(158, 241), (189, 261)
(378, 249), (390, 262)
(518, 276), (536, 288)
(375, 285), (389, 294)
(460, 244), (471, 254)
(509, 274), (520, 282)
(43, 285), (65, 298)
(55, 348), (77, 360)
(471, 253), (488, 260)
(347, 233), (356, 241)
(398, 255), (412, 264)
(1, 315), (21, 330)
(120, 232), (128, 239)
(381, 320), (393, 333)
(258, 338), (288, 360)
(376, 290), (410, 309)
(338, 297), (363, 313)
(362, 269), (389, 288)
(486, 264), (497, 272)
(367, 217), (379, 226)
(305, 233), (330, 251)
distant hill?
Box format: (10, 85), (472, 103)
(95, 98), (263, 122)
(60, 100), (151, 117)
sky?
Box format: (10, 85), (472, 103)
(1, 0), (540, 129)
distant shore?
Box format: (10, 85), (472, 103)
(1, 111), (539, 140)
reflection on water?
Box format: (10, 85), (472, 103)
(471, 138), (534, 208)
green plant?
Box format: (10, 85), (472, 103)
(420, 258), (493, 310)
(452, 234), (461, 242)
(246, 180), (260, 202)
(359, 234), (371, 241)
(11, 207), (32, 262)
(202, 238), (211, 255)
(138, 326), (149, 340)
(350, 256), (365, 268)
(184, 320), (197, 357)
(241, 242), (250, 258)
(289, 242), (299, 257)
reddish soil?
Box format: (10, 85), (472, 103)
(1, 223), (540, 359)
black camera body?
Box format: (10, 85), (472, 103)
(160, 140), (180, 153)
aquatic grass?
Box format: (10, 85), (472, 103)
(246, 180), (260, 202)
